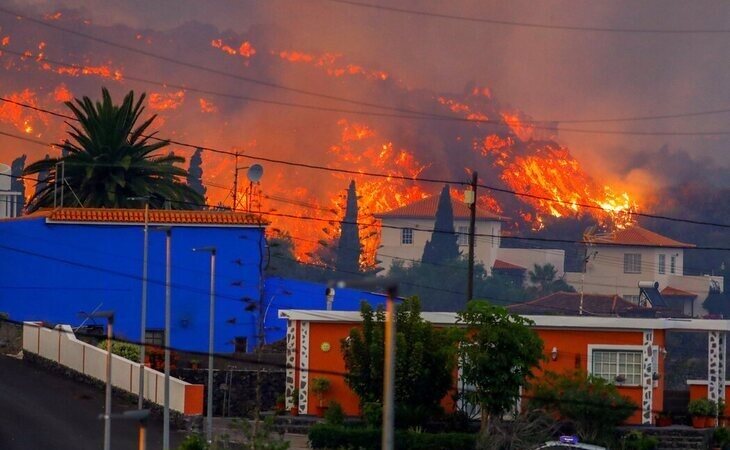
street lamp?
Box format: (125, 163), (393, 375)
(89, 310), (115, 450)
(127, 196), (150, 411)
(192, 246), (217, 444)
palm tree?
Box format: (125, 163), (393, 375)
(23, 88), (204, 211)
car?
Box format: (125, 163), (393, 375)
(533, 442), (607, 450)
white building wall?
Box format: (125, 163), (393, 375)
(377, 217), (501, 273)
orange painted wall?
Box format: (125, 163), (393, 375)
(306, 322), (362, 416)
(297, 321), (666, 423)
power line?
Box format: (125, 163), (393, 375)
(3, 101), (730, 231)
(323, 0), (730, 35)
(2, 38), (730, 134)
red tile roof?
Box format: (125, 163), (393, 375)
(493, 259), (526, 270)
(587, 225), (694, 248)
(661, 286), (698, 298)
(375, 195), (506, 221)
(506, 291), (645, 316)
(33, 208), (265, 226)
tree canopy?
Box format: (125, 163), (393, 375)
(23, 87), (203, 211)
(422, 185), (460, 265)
(341, 297), (457, 427)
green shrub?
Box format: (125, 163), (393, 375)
(689, 398), (717, 416)
(96, 339), (140, 362)
(308, 424), (475, 450)
(362, 402), (382, 428)
(530, 371), (636, 446)
(177, 434), (207, 450)
(621, 431), (658, 450)
(325, 400), (346, 426)
(714, 427), (730, 448)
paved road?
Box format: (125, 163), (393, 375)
(0, 354), (185, 450)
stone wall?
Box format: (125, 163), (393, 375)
(174, 368), (285, 418)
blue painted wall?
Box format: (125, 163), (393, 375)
(0, 217), (382, 352)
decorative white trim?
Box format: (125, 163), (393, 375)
(709, 331), (722, 404)
(642, 330), (654, 425)
(285, 320), (296, 409)
(298, 321), (310, 414)
(720, 332), (727, 403)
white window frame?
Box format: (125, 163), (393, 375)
(457, 226), (469, 246)
(624, 253), (642, 274)
(587, 344), (659, 388)
(401, 228), (413, 245)
(658, 254), (666, 275)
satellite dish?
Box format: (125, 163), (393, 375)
(246, 164), (263, 182)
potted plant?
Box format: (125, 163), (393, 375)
(289, 388), (299, 416)
(655, 411), (672, 427)
(708, 400), (720, 428)
(689, 398), (714, 428)
(275, 393), (286, 411)
(311, 377), (331, 418)
(720, 399), (727, 427)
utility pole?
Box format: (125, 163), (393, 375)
(466, 171), (478, 304)
(381, 284), (398, 450)
(232, 152), (240, 211)
(163, 228), (172, 450)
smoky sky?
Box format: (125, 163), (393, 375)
(7, 0), (730, 189)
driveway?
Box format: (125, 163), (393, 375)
(0, 354), (185, 450)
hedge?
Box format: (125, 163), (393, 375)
(308, 424), (476, 450)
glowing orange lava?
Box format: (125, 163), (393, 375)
(148, 90), (185, 111)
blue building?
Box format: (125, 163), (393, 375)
(0, 208), (383, 352)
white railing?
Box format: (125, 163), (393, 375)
(22, 322), (203, 415)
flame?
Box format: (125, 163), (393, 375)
(44, 12), (62, 20)
(199, 98), (218, 113)
(277, 50), (388, 81)
(212, 38), (256, 59)
(148, 90), (185, 111)
(2, 36), (10, 47)
(474, 136), (636, 229)
(437, 96), (488, 121)
(0, 89), (48, 135)
(53, 84), (73, 102)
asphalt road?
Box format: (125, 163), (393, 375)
(0, 354), (185, 450)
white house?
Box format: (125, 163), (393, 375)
(564, 225), (723, 316)
(0, 163), (21, 219)
(375, 194), (506, 273)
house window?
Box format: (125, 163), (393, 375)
(145, 329), (164, 347)
(658, 254), (666, 275)
(457, 226), (469, 246)
(592, 350), (642, 385)
(670, 255), (677, 274)
(401, 228), (413, 245)
(234, 337), (248, 353)
(623, 295), (641, 305)
(623, 253), (641, 274)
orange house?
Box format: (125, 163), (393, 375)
(280, 310), (730, 425)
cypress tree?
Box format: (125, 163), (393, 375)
(34, 154), (50, 199)
(186, 148), (207, 206)
(10, 154), (26, 213)
(422, 185), (460, 264)
(336, 180), (361, 275)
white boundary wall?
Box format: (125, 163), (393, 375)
(22, 322), (202, 414)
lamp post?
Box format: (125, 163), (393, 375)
(89, 310), (115, 450)
(152, 226), (173, 450)
(163, 227), (172, 450)
(193, 246), (217, 444)
(127, 196), (150, 410)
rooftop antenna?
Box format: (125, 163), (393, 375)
(246, 164), (263, 212)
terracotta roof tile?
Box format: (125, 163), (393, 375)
(661, 286), (698, 298)
(37, 208), (265, 226)
(587, 225), (693, 248)
(506, 291), (645, 316)
(493, 259), (526, 270)
(375, 195), (506, 221)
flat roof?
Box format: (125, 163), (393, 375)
(278, 309), (730, 332)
